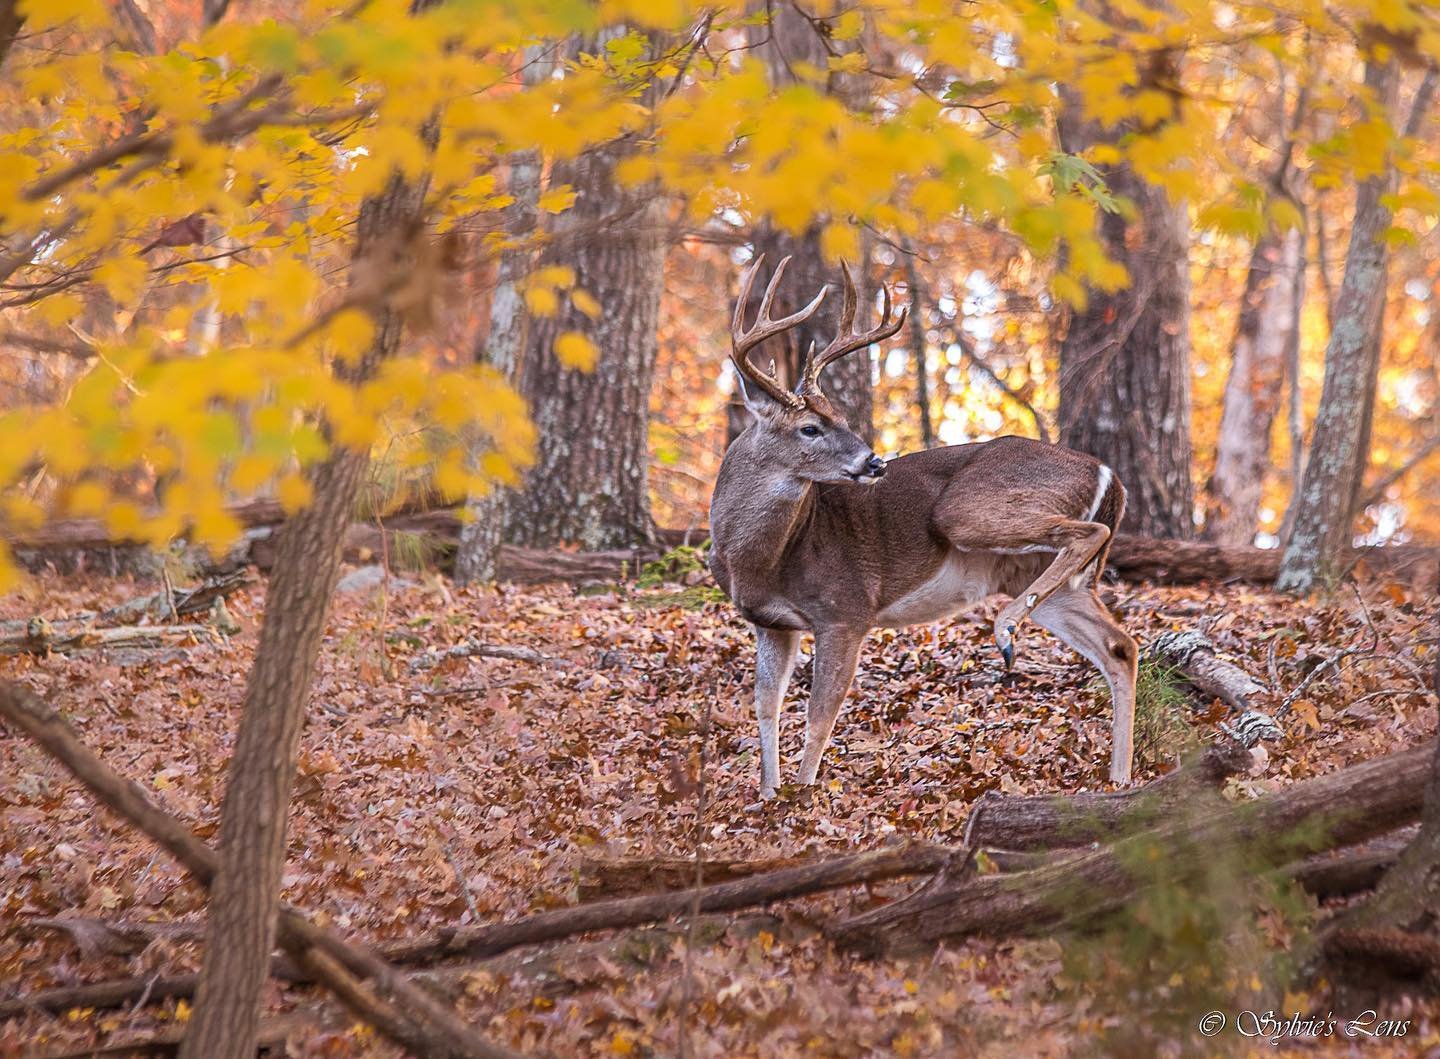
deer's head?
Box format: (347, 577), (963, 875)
(730, 255), (907, 486)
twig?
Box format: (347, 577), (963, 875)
(409, 639), (565, 672)
(440, 827), (481, 923)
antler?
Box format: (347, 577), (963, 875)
(731, 254), (827, 410)
(799, 261), (908, 395)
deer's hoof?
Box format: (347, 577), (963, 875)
(994, 621), (1017, 670)
(759, 784), (778, 801)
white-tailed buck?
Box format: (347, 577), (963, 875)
(709, 256), (1138, 797)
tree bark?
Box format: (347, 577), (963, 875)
(503, 36), (667, 551)
(1057, 86), (1196, 538)
(453, 47), (552, 584)
(181, 166), (433, 1059)
(1205, 220), (1305, 544)
(1276, 57), (1400, 592)
(1146, 629), (1269, 711)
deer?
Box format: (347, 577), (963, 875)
(708, 255), (1138, 799)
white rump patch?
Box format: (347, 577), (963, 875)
(1083, 464), (1113, 523)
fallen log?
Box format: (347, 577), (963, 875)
(0, 971), (203, 1021)
(1286, 830), (1414, 900)
(1147, 630), (1268, 712)
(0, 621), (219, 657)
(0, 681), (519, 1059)
(1105, 535), (1440, 589)
(16, 506), (1439, 588)
(963, 736), (1252, 851)
(20, 1011), (318, 1059)
(833, 740), (1435, 956)
(410, 639), (565, 673)
(17, 820), (1411, 1022)
(3, 914), (783, 1022)
(577, 852), (847, 898)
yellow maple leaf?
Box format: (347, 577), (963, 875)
(554, 331), (597, 370)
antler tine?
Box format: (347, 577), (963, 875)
(730, 255), (827, 409)
(800, 261), (909, 394)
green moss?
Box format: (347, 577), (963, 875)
(636, 545), (709, 589)
(633, 585), (726, 611)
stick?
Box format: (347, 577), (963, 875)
(375, 842), (949, 967)
(410, 639), (565, 672)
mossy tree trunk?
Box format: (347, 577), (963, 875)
(1276, 56), (1399, 593)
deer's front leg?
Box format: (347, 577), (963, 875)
(753, 625), (800, 799)
(797, 628), (865, 787)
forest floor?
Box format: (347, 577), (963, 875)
(2, 565), (1438, 1057)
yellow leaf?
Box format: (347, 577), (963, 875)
(554, 331), (597, 370)
(94, 257), (149, 304)
(36, 293), (85, 326)
(525, 287), (559, 316)
(537, 186), (577, 214)
(572, 289), (602, 320)
(328, 309), (376, 358)
(830, 10), (864, 40)
(277, 472), (314, 514)
(19, 0), (109, 31)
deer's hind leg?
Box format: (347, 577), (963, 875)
(1032, 587), (1137, 783)
(938, 514), (1111, 669)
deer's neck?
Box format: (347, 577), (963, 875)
(709, 448), (816, 595)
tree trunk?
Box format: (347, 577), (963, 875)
(504, 37), (667, 551)
(0, 0), (24, 69)
(1276, 57), (1399, 593)
(725, 6), (874, 445)
(179, 170), (430, 1058)
(1205, 220), (1305, 544)
(903, 243), (936, 448)
(1057, 99), (1196, 538)
(453, 49), (551, 584)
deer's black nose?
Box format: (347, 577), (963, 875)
(865, 455), (886, 477)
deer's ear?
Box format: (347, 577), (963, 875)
(735, 370), (785, 419)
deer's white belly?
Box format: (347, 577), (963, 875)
(875, 550), (999, 628)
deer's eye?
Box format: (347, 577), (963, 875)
(799, 424), (823, 438)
